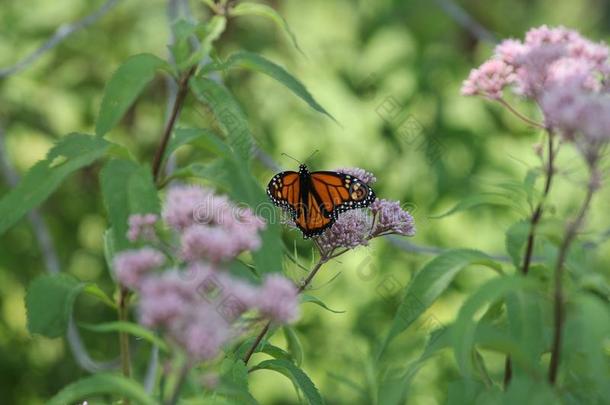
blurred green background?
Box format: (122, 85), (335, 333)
(1, 0), (610, 403)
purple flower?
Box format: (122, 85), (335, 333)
(127, 213), (158, 242)
(164, 185), (266, 263)
(256, 275), (299, 324)
(336, 167), (377, 185)
(162, 185), (214, 231)
(317, 209), (371, 252)
(138, 270), (199, 328)
(370, 199), (416, 236)
(114, 248), (165, 290)
(174, 304), (235, 361)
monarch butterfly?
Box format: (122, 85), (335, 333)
(267, 164), (376, 238)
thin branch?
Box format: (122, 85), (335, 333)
(118, 287), (132, 378)
(242, 255), (329, 364)
(521, 131), (556, 276)
(432, 0), (497, 44)
(497, 98), (546, 129)
(0, 0), (121, 78)
(548, 168), (597, 384)
(152, 65), (197, 181)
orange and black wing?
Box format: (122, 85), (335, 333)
(267, 171), (301, 214)
(309, 171), (376, 219)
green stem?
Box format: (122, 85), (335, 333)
(242, 255), (329, 364)
(118, 287), (131, 378)
(166, 361), (192, 405)
(152, 65), (197, 182)
(505, 130), (556, 389)
(548, 168), (597, 384)
(497, 98), (546, 129)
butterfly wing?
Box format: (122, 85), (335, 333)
(310, 171), (376, 219)
(267, 171), (300, 216)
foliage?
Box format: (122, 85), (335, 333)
(1, 0), (610, 404)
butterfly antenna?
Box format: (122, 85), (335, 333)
(304, 149), (319, 164)
(281, 152), (302, 165)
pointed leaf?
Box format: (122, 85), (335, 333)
(380, 249), (502, 356)
(0, 134), (109, 235)
(96, 53), (169, 136)
(190, 77), (252, 160)
(252, 359), (324, 405)
(301, 294), (345, 314)
(26, 274), (84, 338)
(203, 51), (333, 120)
(79, 321), (169, 352)
(283, 326), (304, 366)
(47, 373), (156, 405)
(229, 3), (304, 54)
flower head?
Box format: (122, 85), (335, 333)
(461, 59), (516, 99)
(114, 248), (165, 289)
(317, 209), (372, 252)
(370, 199), (416, 236)
(256, 275), (299, 324)
(162, 185), (214, 231)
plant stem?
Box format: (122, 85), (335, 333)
(548, 169), (597, 384)
(118, 287), (131, 378)
(522, 131), (556, 276)
(152, 65), (197, 182)
(504, 130), (556, 389)
(166, 361), (192, 405)
(496, 98), (546, 129)
(242, 255), (329, 364)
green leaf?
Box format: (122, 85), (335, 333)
(26, 274), (84, 338)
(505, 220), (530, 269)
(96, 53), (168, 137)
(165, 128), (230, 160)
(252, 359), (324, 405)
(79, 321), (169, 352)
(219, 356), (258, 404)
(283, 326), (304, 367)
(203, 51), (334, 120)
(229, 3), (304, 54)
(301, 294), (345, 314)
(379, 249), (502, 357)
(100, 159), (160, 252)
(190, 77), (252, 160)
(452, 276), (526, 378)
(47, 373), (156, 405)
(127, 164), (160, 214)
(82, 284), (116, 309)
(0, 134), (109, 236)
(430, 192), (520, 219)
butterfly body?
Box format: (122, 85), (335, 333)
(267, 165), (376, 237)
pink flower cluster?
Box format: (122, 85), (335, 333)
(311, 168), (416, 254)
(461, 59), (516, 99)
(463, 25), (609, 100)
(462, 25), (610, 147)
(112, 184), (299, 362)
(162, 185), (266, 263)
